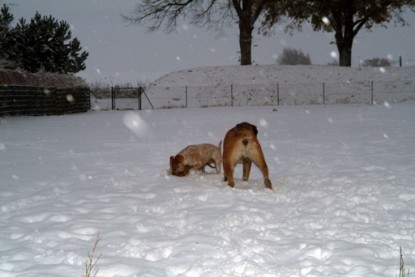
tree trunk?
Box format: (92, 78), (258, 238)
(239, 14), (253, 65)
(232, 0), (256, 66)
(336, 39), (353, 67)
(334, 5), (354, 67)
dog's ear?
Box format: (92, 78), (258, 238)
(236, 122), (258, 136)
(251, 124), (258, 136)
(177, 154), (184, 162)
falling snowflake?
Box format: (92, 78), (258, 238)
(322, 17), (330, 26)
(123, 112), (148, 138)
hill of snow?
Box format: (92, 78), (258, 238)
(140, 65), (415, 109)
(151, 64), (415, 86)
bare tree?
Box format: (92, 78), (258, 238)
(262, 0), (415, 66)
(124, 0), (269, 65)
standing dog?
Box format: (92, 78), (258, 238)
(223, 122), (272, 189)
(170, 142), (222, 177)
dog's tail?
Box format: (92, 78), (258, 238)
(218, 140), (222, 154)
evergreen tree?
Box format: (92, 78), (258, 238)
(0, 4), (15, 68)
(0, 4), (13, 44)
(0, 6), (88, 73)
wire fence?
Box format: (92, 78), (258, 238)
(139, 80), (414, 110)
(0, 86), (91, 116)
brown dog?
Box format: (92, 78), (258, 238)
(170, 142), (222, 177)
(223, 122), (272, 189)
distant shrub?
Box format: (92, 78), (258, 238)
(362, 58), (391, 67)
(327, 59), (339, 66)
(277, 48), (312, 65)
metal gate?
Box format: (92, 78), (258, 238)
(110, 87), (153, 110)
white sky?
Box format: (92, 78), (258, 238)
(6, 0), (415, 84)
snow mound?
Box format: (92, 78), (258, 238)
(151, 64), (415, 87)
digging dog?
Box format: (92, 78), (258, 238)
(170, 142), (222, 177)
(223, 122), (272, 189)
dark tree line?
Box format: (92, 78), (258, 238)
(0, 4), (88, 74)
(126, 0), (415, 67)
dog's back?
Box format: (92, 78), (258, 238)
(223, 122), (272, 189)
(170, 143), (222, 176)
(223, 122), (258, 162)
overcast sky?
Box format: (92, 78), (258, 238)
(6, 0), (415, 84)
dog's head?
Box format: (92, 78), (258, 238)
(235, 122), (258, 136)
(170, 155), (192, 176)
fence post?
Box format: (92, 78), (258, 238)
(111, 87), (115, 110)
(371, 80), (374, 105)
(53, 88), (58, 115)
(138, 87), (142, 110)
(185, 85), (188, 108)
(277, 83), (280, 106)
(231, 84), (233, 106)
(322, 82), (325, 105)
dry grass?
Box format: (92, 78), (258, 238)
(400, 247), (411, 277)
(84, 234), (102, 277)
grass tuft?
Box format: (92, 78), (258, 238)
(84, 233), (102, 277)
(400, 247), (410, 277)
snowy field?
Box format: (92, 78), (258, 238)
(1, 101), (415, 276)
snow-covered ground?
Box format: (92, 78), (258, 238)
(2, 65), (415, 276)
(1, 100), (415, 276)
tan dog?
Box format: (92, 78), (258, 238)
(223, 122), (272, 189)
(170, 142), (222, 177)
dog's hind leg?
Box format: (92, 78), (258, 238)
(242, 159), (252, 181)
(250, 151), (273, 190)
(223, 162), (235, 187)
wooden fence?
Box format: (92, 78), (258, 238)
(0, 86), (90, 116)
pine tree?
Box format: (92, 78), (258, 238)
(0, 6), (88, 74)
(0, 4), (15, 68)
(0, 4), (13, 44)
